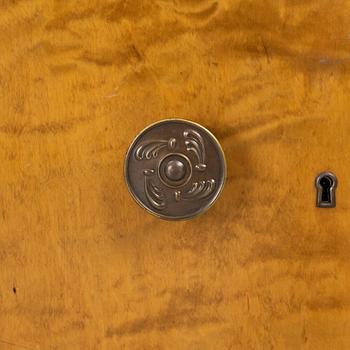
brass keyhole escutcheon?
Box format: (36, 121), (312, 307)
(315, 172), (337, 208)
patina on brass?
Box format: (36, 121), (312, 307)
(124, 119), (226, 220)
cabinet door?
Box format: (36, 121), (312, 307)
(0, 1), (349, 349)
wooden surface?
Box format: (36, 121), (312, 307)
(1, 1), (350, 349)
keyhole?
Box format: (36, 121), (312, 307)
(315, 172), (337, 208)
(320, 176), (333, 203)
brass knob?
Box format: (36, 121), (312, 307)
(124, 119), (226, 220)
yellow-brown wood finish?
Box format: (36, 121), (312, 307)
(0, 1), (350, 349)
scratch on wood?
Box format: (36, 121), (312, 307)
(0, 339), (35, 350)
(0, 115), (94, 136)
(261, 38), (271, 63)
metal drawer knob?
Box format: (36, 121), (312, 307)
(124, 119), (226, 220)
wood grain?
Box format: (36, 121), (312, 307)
(0, 0), (350, 349)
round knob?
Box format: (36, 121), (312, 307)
(124, 119), (226, 220)
(165, 160), (185, 181)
